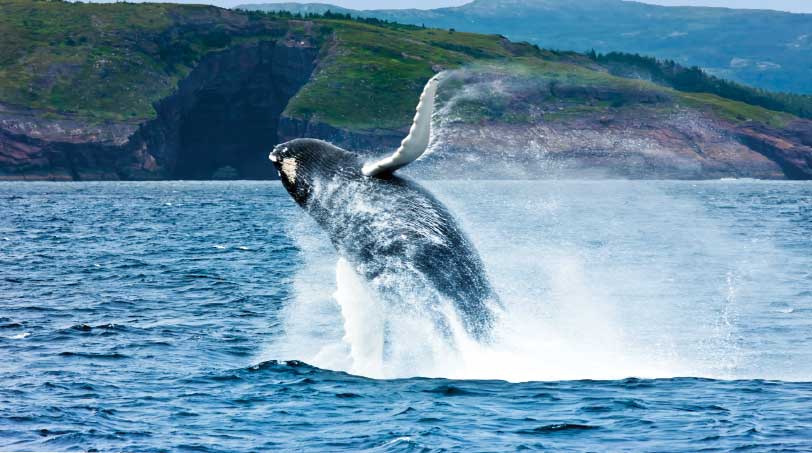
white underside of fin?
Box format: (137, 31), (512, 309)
(362, 72), (445, 177)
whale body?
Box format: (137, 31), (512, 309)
(270, 73), (499, 341)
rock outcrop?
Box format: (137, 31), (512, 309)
(734, 122), (812, 180)
(403, 111), (812, 180)
(0, 40), (317, 181)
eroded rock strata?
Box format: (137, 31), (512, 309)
(404, 112), (812, 180)
(1, 41), (317, 181)
(282, 87), (812, 180)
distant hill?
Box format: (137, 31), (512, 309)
(238, 0), (812, 94)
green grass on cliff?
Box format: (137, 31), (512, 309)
(1, 0), (174, 120)
(0, 0), (294, 121)
(0, 0), (801, 131)
(677, 92), (795, 129)
(285, 21), (524, 129)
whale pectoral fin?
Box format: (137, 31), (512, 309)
(362, 72), (445, 178)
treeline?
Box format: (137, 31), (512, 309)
(237, 8), (423, 31)
(588, 51), (812, 120)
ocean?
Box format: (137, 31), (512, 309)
(1, 180), (811, 451)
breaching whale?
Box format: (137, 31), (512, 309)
(269, 73), (499, 341)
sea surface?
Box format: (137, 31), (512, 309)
(1, 180), (811, 451)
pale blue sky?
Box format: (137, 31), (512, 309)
(82, 0), (812, 13)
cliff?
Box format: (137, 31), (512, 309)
(280, 65), (812, 180)
(0, 40), (317, 180)
(0, 1), (810, 180)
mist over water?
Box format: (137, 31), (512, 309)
(267, 180), (812, 382)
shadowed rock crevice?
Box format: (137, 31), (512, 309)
(133, 41), (318, 180)
(0, 41), (317, 181)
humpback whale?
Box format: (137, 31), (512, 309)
(270, 73), (499, 341)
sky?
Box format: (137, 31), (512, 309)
(82, 0), (812, 13)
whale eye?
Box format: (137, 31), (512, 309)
(281, 158), (297, 185)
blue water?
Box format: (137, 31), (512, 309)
(1, 180), (811, 451)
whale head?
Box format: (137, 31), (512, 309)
(269, 138), (359, 206)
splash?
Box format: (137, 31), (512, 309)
(272, 247), (681, 382)
(258, 179), (803, 382)
(330, 258), (467, 378)
(325, 253), (680, 381)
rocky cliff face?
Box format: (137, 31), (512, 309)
(278, 78), (812, 180)
(0, 104), (139, 180)
(2, 2), (811, 181)
(2, 41), (812, 180)
(403, 111), (812, 180)
(734, 122), (812, 180)
(132, 40), (318, 180)
(0, 40), (317, 181)
(278, 116), (404, 156)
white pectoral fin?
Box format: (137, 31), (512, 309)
(362, 72), (445, 177)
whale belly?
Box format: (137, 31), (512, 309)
(307, 173), (498, 340)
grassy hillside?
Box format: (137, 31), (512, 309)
(240, 0), (812, 95)
(0, 0), (805, 132)
(0, 0), (298, 121)
(0, 1), (542, 127)
(282, 14), (548, 129)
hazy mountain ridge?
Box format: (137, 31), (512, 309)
(238, 0), (812, 94)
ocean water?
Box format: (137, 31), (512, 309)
(1, 180), (811, 451)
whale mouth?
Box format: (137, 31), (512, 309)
(269, 144), (296, 183)
(269, 144), (288, 164)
